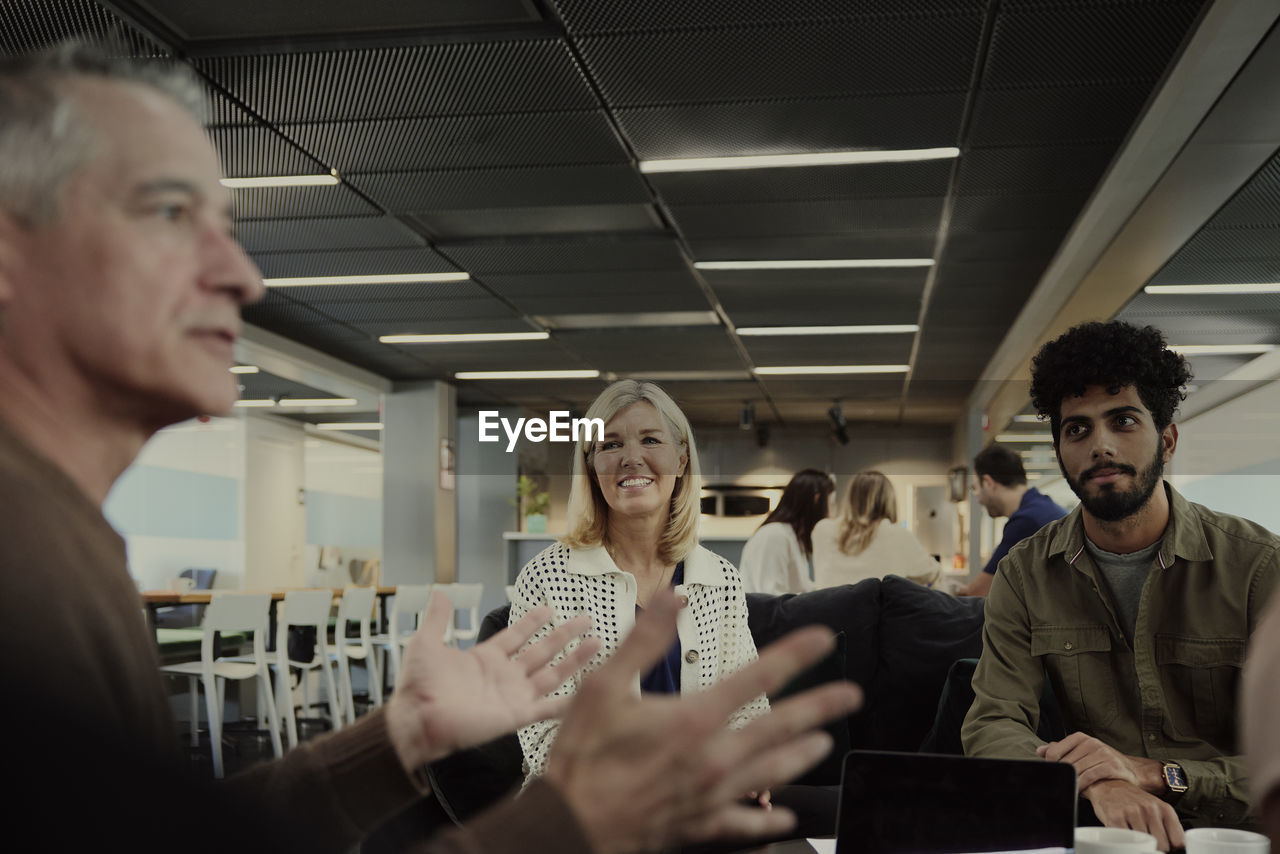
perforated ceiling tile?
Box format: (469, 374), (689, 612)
(1160, 227), (1280, 266)
(404, 204), (662, 241)
(349, 165), (651, 213)
(383, 344), (590, 373)
(668, 202), (943, 240)
(236, 216), (424, 254)
(1122, 291), (1280, 316)
(481, 270), (704, 299)
(649, 161), (954, 205)
(983, 0), (1204, 89)
(742, 335), (915, 365)
(504, 292), (713, 317)
(554, 328), (745, 373)
(0, 0), (167, 56)
(551, 0), (984, 35)
(194, 40), (596, 123)
(614, 93), (966, 161)
(207, 125), (325, 179)
(703, 267), (928, 290)
(284, 111), (628, 173)
(1197, 155), (1280, 229)
(440, 237), (687, 274)
(942, 229), (1066, 263)
(230, 184), (381, 219)
(954, 144), (1118, 195)
(350, 318), (538, 336)
(1149, 259), (1280, 287)
(756, 376), (906, 400)
(242, 291), (336, 325)
(251, 247), (458, 278)
(575, 17), (983, 105)
(950, 191), (1092, 231)
(686, 235), (941, 263)
(968, 81), (1155, 147)
(307, 296), (520, 325)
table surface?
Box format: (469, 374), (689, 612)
(140, 586), (397, 605)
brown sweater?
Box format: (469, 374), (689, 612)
(0, 420), (591, 853)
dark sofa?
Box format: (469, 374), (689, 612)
(364, 575), (997, 850)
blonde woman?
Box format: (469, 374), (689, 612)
(510, 380), (768, 784)
(812, 471), (941, 588)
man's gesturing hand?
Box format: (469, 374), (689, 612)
(387, 591), (599, 772)
(1083, 780), (1184, 852)
(1037, 732), (1164, 793)
(545, 590), (862, 854)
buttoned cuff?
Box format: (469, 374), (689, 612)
(1175, 758), (1248, 826)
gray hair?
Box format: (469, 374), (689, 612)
(0, 41), (207, 226)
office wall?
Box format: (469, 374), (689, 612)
(303, 435), (383, 588)
(106, 416), (246, 590)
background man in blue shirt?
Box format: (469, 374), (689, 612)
(957, 444), (1068, 596)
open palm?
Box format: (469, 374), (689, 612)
(386, 591), (597, 770)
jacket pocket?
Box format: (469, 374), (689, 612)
(1031, 625), (1118, 731)
(1154, 635), (1244, 747)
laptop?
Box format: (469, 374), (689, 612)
(835, 751), (1078, 854)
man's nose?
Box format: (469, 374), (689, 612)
(203, 225), (265, 305)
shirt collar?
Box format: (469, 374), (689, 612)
(1048, 481), (1212, 566)
(567, 543), (733, 586)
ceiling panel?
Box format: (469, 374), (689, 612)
(668, 202), (942, 241)
(250, 247), (459, 278)
(554, 328), (745, 373)
(741, 335), (916, 365)
(229, 184), (381, 219)
(236, 216), (423, 253)
(441, 237), (687, 274)
(348, 165), (651, 212)
(404, 204), (662, 241)
(648, 162), (954, 205)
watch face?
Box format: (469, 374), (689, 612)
(1164, 764), (1188, 790)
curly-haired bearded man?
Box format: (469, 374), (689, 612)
(962, 321), (1278, 851)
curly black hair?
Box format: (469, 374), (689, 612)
(1030, 321), (1192, 441)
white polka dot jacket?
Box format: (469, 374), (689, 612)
(511, 540), (770, 782)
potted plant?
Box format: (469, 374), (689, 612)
(515, 475), (550, 533)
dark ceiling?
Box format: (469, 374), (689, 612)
(2, 0), (1233, 430)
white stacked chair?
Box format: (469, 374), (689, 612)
(329, 586), (381, 725)
(274, 589), (341, 748)
(439, 583), (484, 646)
(160, 592), (282, 778)
(370, 584), (435, 695)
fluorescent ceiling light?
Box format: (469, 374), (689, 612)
(219, 174), (340, 188)
(737, 324), (919, 337)
(315, 422), (383, 431)
(1144, 283), (1280, 295)
(277, 398), (358, 407)
(695, 259), (933, 271)
(639, 147), (960, 174)
(995, 434), (1055, 443)
(753, 365), (910, 376)
(454, 370), (601, 380)
(379, 332), (549, 344)
(228, 365), (259, 374)
(1013, 414), (1042, 423)
(1169, 343), (1277, 355)
(535, 311), (720, 329)
(233, 399), (275, 408)
(264, 272), (470, 287)
(616, 371), (752, 381)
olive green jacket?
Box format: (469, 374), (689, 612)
(962, 483), (1279, 827)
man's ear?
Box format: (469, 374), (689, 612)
(1162, 423), (1178, 462)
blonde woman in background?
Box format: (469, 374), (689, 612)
(812, 471), (941, 588)
(510, 380), (768, 785)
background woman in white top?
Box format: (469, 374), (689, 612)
(812, 470), (941, 588)
(740, 468), (834, 594)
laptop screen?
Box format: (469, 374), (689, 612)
(836, 751), (1078, 854)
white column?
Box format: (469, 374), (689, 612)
(382, 382), (456, 584)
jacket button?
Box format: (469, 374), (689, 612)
(685, 650), (700, 663)
(678, 595), (689, 607)
(1063, 642), (1073, 650)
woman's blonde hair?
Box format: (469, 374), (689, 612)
(836, 471), (898, 556)
(562, 380), (700, 564)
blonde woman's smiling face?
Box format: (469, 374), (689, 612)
(591, 402), (687, 522)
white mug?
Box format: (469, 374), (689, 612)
(1184, 827), (1270, 854)
(1074, 827), (1159, 854)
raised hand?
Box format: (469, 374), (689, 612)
(545, 590), (862, 854)
(386, 591), (599, 772)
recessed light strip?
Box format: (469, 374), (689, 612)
(695, 259), (933, 270)
(276, 398), (358, 408)
(737, 324), (919, 337)
(315, 422), (383, 431)
(753, 365), (910, 376)
(233, 399), (275, 408)
(220, 174), (339, 188)
(995, 434), (1055, 443)
(1169, 344), (1277, 355)
(639, 147), (960, 174)
(454, 370), (600, 380)
(1144, 283), (1280, 295)
(380, 332), (549, 344)
(228, 365), (259, 374)
(264, 272), (470, 287)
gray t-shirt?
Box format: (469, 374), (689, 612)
(1083, 537), (1161, 646)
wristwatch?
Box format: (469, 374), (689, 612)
(1162, 761), (1189, 794)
